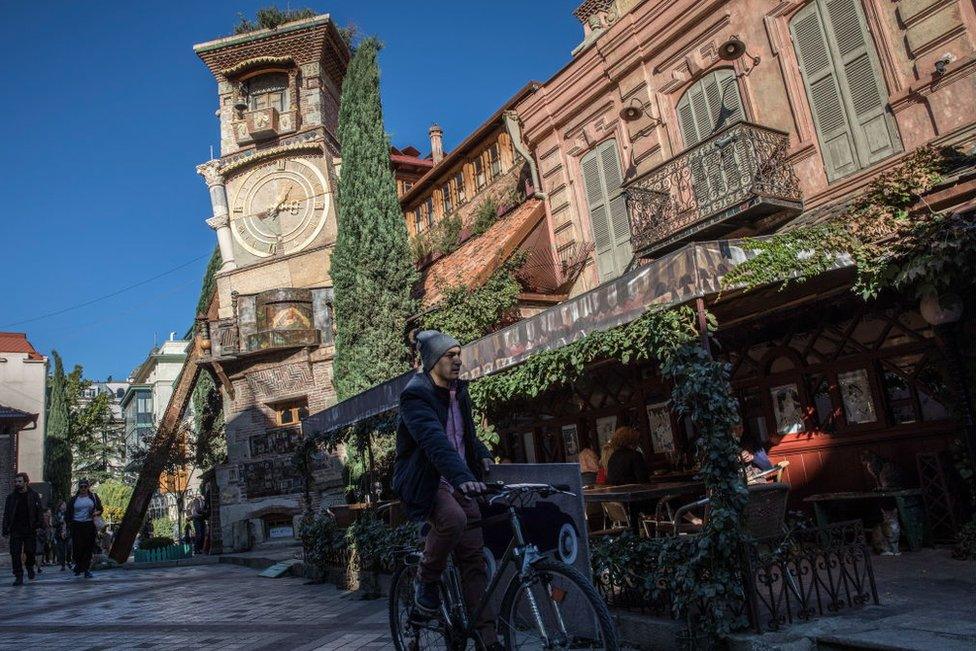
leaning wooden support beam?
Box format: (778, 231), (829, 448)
(109, 322), (209, 564)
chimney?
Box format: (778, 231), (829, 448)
(429, 123), (444, 164)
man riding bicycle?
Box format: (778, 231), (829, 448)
(392, 330), (499, 648)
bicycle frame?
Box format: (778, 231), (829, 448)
(440, 500), (559, 647)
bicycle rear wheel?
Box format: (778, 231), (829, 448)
(499, 560), (618, 651)
(389, 563), (455, 651)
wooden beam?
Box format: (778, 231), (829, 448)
(109, 334), (206, 564)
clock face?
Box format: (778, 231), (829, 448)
(230, 157), (329, 258)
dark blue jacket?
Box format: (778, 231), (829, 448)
(392, 372), (491, 521)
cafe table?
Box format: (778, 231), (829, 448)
(583, 481), (705, 535)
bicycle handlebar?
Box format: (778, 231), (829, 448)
(464, 481), (576, 504)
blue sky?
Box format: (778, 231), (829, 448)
(0, 2), (580, 380)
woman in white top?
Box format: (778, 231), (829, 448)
(64, 479), (103, 578)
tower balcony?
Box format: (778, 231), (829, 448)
(233, 107), (299, 145)
(624, 122), (803, 258)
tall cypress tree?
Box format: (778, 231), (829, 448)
(331, 37), (417, 399)
(44, 350), (73, 503)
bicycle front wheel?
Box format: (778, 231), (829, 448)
(499, 560), (618, 651)
(389, 563), (455, 651)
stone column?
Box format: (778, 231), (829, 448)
(197, 161), (237, 272)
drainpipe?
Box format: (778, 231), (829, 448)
(503, 110), (545, 199)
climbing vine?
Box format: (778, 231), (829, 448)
(469, 306), (700, 412)
(423, 255), (525, 345)
(722, 146), (975, 299)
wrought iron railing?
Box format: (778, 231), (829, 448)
(625, 121), (801, 256)
(590, 520), (877, 632)
(742, 520), (879, 632)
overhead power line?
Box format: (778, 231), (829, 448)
(2, 253), (209, 328)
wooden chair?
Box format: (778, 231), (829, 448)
(602, 502), (631, 530)
(585, 501), (630, 538)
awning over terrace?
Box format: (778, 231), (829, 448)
(301, 238), (852, 438)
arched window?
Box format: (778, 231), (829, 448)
(675, 69), (744, 148)
(247, 72), (289, 112)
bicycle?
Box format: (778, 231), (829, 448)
(389, 482), (619, 651)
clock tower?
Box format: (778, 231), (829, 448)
(193, 15), (349, 552)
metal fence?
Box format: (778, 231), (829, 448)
(590, 521), (878, 632)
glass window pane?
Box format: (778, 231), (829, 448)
(807, 375), (834, 430)
(838, 369), (877, 424)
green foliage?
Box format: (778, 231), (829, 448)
(472, 197), (499, 237)
(432, 213), (462, 255)
(97, 480), (133, 524)
(44, 351), (72, 504)
(299, 512), (347, 576)
(195, 246), (221, 318)
(234, 6), (317, 34)
(141, 535), (176, 550)
(331, 38), (418, 399)
(659, 344), (749, 638)
(469, 306), (699, 412)
(409, 234), (433, 264)
(346, 511), (420, 573)
(952, 518), (976, 560)
(722, 146), (975, 301)
(423, 257), (524, 345)
(191, 371), (226, 471)
(152, 517), (176, 538)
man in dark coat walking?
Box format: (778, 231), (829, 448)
(392, 330), (498, 647)
(2, 472), (45, 585)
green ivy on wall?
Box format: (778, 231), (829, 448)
(722, 146), (976, 300)
(422, 255), (525, 345)
(469, 305), (700, 412)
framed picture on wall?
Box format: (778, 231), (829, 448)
(561, 424), (580, 462)
(770, 383), (805, 435)
(838, 369), (877, 424)
(645, 401), (676, 456)
(595, 415), (617, 450)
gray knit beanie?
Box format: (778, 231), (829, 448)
(416, 330), (461, 372)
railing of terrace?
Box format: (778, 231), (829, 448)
(624, 121), (802, 257)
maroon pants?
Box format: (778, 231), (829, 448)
(419, 484), (496, 641)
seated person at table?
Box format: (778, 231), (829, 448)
(578, 444), (601, 485)
(739, 432), (774, 483)
(605, 427), (649, 486)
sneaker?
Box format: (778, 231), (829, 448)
(414, 580), (441, 615)
(84, 571), (94, 579)
(26, 568), (36, 580)
(12, 577), (24, 586)
(60, 566), (66, 572)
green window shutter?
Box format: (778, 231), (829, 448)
(792, 2), (859, 181)
(582, 139), (632, 281)
(581, 148), (616, 282)
(599, 140), (634, 275)
(822, 0), (900, 165)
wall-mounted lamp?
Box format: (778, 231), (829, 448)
(934, 53), (955, 77)
(718, 35), (761, 68)
(620, 97), (645, 122)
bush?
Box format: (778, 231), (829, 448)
(472, 198), (499, 237)
(299, 512), (347, 576)
(97, 480), (133, 525)
(141, 536), (175, 550)
(234, 6), (317, 34)
(953, 519), (976, 560)
(346, 512), (420, 573)
(410, 234), (432, 264)
(432, 214), (462, 255)
(152, 517), (176, 538)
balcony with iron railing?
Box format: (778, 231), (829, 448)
(624, 121), (803, 258)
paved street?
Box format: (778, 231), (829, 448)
(0, 564), (392, 650)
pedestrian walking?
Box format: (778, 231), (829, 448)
(39, 507), (54, 566)
(52, 500), (69, 570)
(2, 472), (44, 586)
(65, 479), (103, 578)
(189, 494), (207, 554)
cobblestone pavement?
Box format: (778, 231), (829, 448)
(0, 563), (392, 650)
